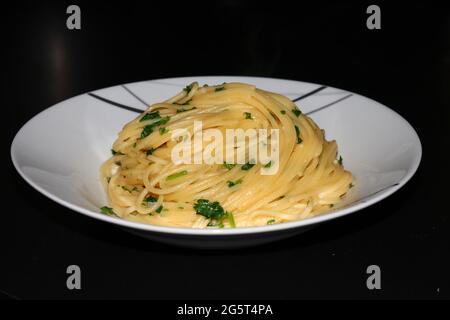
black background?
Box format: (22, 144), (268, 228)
(1, 0), (449, 300)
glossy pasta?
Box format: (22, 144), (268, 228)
(100, 82), (353, 228)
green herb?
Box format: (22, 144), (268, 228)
(156, 116), (170, 125)
(146, 148), (155, 155)
(281, 110), (286, 114)
(141, 125), (153, 139)
(166, 170), (188, 181)
(132, 142), (137, 148)
(178, 206), (184, 209)
(215, 86), (226, 92)
(140, 116), (171, 138)
(121, 186), (132, 193)
(241, 161), (255, 171)
(338, 156), (343, 166)
(295, 125), (302, 144)
(159, 127), (169, 135)
(176, 106), (196, 113)
(183, 83), (194, 93)
(193, 199), (225, 220)
(329, 204), (334, 208)
(144, 196), (158, 203)
(140, 111), (160, 122)
(155, 206), (163, 213)
(223, 162), (236, 170)
(267, 219), (276, 225)
(100, 206), (115, 216)
(174, 100), (193, 106)
(111, 149), (123, 156)
(244, 112), (253, 119)
(227, 211), (236, 228)
(264, 161), (272, 168)
(349, 183), (354, 189)
(292, 108), (302, 117)
(227, 179), (243, 188)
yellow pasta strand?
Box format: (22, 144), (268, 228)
(100, 82), (353, 228)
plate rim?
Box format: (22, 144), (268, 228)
(10, 76), (422, 236)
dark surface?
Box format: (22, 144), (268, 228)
(1, 1), (449, 299)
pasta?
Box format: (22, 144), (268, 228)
(100, 82), (353, 228)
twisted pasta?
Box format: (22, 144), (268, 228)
(100, 82), (353, 228)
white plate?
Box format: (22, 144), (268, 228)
(10, 76), (422, 249)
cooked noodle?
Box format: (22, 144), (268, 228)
(100, 82), (353, 228)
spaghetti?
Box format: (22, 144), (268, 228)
(100, 82), (353, 228)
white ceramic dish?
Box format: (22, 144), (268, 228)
(10, 76), (422, 248)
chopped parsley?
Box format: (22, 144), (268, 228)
(244, 112), (253, 119)
(166, 170), (188, 181)
(193, 200), (235, 228)
(141, 125), (153, 139)
(144, 196), (158, 203)
(264, 161), (272, 168)
(227, 211), (236, 228)
(241, 161), (255, 171)
(349, 183), (354, 189)
(338, 156), (343, 166)
(281, 110), (286, 114)
(140, 116), (171, 139)
(183, 83), (194, 93)
(111, 149), (123, 156)
(193, 199), (225, 220)
(223, 162), (236, 170)
(146, 148), (155, 155)
(155, 205), (163, 214)
(157, 116), (170, 125)
(174, 99), (193, 106)
(159, 127), (169, 135)
(292, 108), (302, 117)
(295, 125), (302, 144)
(176, 106), (196, 113)
(329, 204), (334, 208)
(106, 177), (111, 183)
(267, 219), (276, 225)
(215, 86), (226, 92)
(100, 206), (115, 216)
(140, 111), (160, 122)
(121, 186), (132, 193)
(227, 179), (243, 188)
